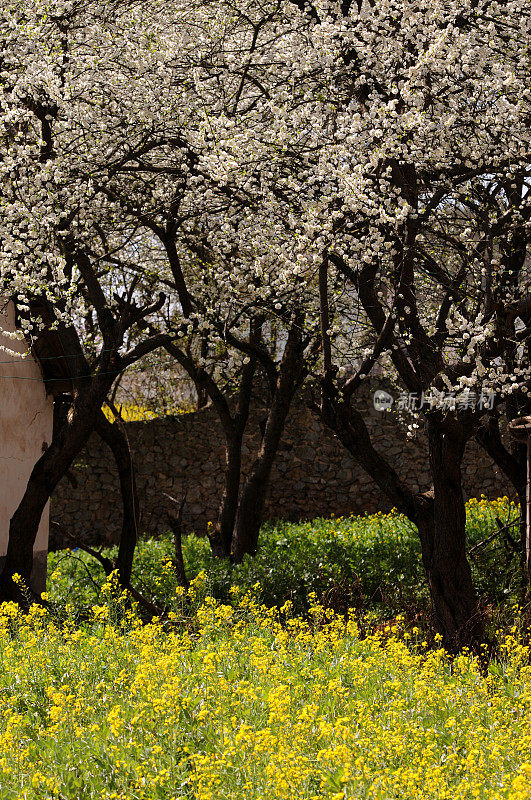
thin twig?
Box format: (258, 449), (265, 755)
(51, 522), (165, 618)
(469, 518), (519, 556)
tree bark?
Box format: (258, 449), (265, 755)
(422, 420), (482, 651)
(211, 432), (244, 557)
(230, 424), (283, 563)
(95, 410), (139, 587)
(208, 349), (257, 559)
(165, 492), (189, 589)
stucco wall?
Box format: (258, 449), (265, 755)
(0, 301), (54, 592)
(50, 387), (514, 548)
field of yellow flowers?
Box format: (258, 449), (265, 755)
(2, 571), (531, 800)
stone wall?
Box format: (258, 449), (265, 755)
(50, 390), (513, 547)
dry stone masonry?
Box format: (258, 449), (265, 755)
(51, 392), (513, 548)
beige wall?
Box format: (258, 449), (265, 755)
(0, 301), (53, 592)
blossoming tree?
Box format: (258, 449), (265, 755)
(2, 0), (530, 650)
(0, 0), (204, 598)
(189, 0), (531, 648)
(0, 0), (313, 596)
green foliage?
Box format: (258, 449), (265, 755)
(48, 498), (521, 619)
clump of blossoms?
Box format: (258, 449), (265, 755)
(200, 0), (531, 402)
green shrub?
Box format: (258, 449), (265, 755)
(48, 498), (520, 619)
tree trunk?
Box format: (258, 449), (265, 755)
(423, 421), (483, 652)
(318, 395), (483, 651)
(230, 459), (268, 562)
(95, 411), (139, 587)
(231, 331), (303, 562)
(0, 376), (115, 602)
(205, 347), (257, 559)
(165, 493), (189, 589)
(210, 433), (244, 558)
